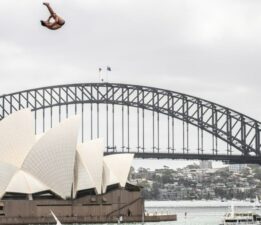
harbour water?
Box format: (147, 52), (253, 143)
(144, 200), (258, 225)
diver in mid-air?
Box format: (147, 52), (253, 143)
(41, 2), (65, 30)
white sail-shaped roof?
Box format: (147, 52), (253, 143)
(22, 116), (80, 199)
(74, 152), (96, 193)
(77, 139), (104, 194)
(0, 109), (137, 199)
(0, 162), (18, 198)
(103, 154), (134, 187)
(0, 109), (35, 167)
(102, 160), (119, 193)
(6, 170), (48, 194)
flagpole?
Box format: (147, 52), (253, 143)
(99, 68), (103, 82)
(106, 66), (111, 83)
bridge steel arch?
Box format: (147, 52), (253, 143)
(0, 83), (260, 164)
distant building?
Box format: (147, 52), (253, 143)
(229, 164), (247, 173)
(199, 160), (212, 169)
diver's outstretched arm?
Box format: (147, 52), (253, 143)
(43, 2), (56, 16)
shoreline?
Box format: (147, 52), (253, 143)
(145, 200), (256, 208)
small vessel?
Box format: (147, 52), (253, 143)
(253, 196), (261, 210)
(221, 204), (261, 225)
(50, 210), (62, 225)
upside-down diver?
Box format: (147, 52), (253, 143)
(41, 2), (65, 30)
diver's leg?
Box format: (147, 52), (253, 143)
(43, 3), (56, 16)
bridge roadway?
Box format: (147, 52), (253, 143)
(104, 152), (261, 164)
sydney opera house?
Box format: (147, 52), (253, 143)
(0, 109), (142, 224)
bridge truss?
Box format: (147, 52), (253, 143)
(0, 83), (260, 164)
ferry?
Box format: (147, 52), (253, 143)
(221, 205), (261, 225)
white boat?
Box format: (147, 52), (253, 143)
(50, 210), (62, 225)
(253, 196), (261, 210)
(221, 204), (261, 225)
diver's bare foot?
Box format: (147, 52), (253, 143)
(43, 2), (49, 6)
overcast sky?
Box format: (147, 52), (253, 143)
(1, 0), (261, 169)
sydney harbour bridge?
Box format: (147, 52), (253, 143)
(0, 83), (260, 164)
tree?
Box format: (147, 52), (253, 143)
(151, 182), (160, 199)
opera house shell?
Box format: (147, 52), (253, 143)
(0, 109), (134, 200)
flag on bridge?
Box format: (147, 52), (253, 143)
(98, 68), (104, 82)
(106, 66), (112, 82)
